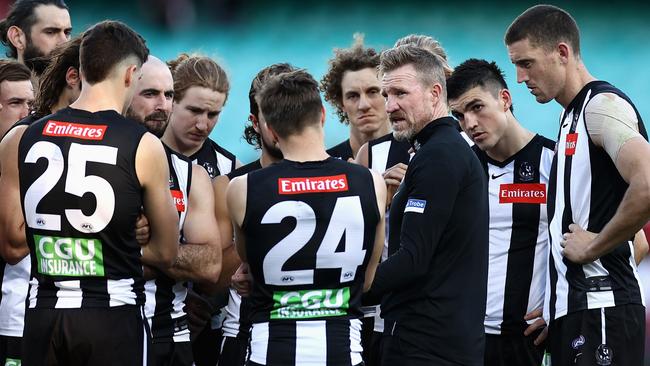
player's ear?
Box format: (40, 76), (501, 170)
(249, 114), (260, 133)
(7, 26), (26, 53)
(124, 64), (138, 88)
(320, 105), (326, 127)
(65, 67), (80, 88)
(500, 88), (513, 112)
(557, 42), (570, 64)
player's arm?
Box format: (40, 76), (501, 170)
(226, 175), (248, 263)
(633, 229), (648, 265)
(364, 170), (386, 292)
(136, 132), (179, 269)
(354, 142), (369, 168)
(205, 174), (242, 294)
(163, 165), (222, 284)
(367, 147), (460, 297)
(0, 127), (28, 264)
(563, 94), (650, 263)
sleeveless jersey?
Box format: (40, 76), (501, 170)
(18, 107), (147, 309)
(475, 134), (555, 335)
(222, 159), (262, 339)
(189, 138), (236, 178)
(144, 144), (193, 342)
(243, 158), (380, 366)
(546, 81), (646, 322)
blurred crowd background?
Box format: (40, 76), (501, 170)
(2, 0), (650, 362)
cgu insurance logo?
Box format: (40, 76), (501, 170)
(34, 235), (105, 277)
(271, 287), (350, 320)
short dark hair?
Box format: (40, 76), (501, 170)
(244, 62), (295, 148)
(447, 59), (513, 112)
(79, 20), (149, 85)
(505, 4), (581, 55)
(33, 37), (80, 117)
(0, 59), (32, 89)
(259, 69), (322, 138)
(320, 34), (379, 124)
(0, 0), (69, 58)
(380, 44), (447, 99)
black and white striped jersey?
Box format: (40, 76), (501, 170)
(326, 139), (354, 161)
(474, 135), (554, 335)
(222, 159), (262, 339)
(0, 115), (40, 336)
(242, 158), (380, 366)
(367, 132), (411, 333)
(0, 257), (30, 337)
(546, 81), (647, 322)
(144, 144), (193, 342)
(18, 107), (147, 309)
(189, 138), (237, 178)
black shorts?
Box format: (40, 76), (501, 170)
(192, 324), (222, 366)
(149, 341), (193, 366)
(366, 331), (383, 366)
(548, 304), (644, 366)
(22, 305), (148, 366)
(218, 335), (249, 366)
(484, 329), (545, 366)
(0, 335), (21, 365)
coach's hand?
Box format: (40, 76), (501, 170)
(135, 213), (151, 244)
(383, 163), (407, 206)
(231, 262), (252, 297)
(561, 224), (597, 264)
(523, 308), (547, 346)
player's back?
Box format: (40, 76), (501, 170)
(243, 157), (380, 366)
(18, 107), (148, 309)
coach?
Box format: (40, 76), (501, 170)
(366, 44), (489, 366)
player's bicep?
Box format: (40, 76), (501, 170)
(614, 137), (650, 185)
(354, 142), (369, 167)
(226, 176), (248, 261)
(0, 128), (28, 261)
(213, 174), (234, 249)
(364, 171), (387, 291)
(184, 165), (219, 246)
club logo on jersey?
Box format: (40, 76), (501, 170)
(278, 174), (348, 195)
(34, 235), (104, 277)
(571, 335), (586, 349)
(270, 287), (350, 319)
(170, 190), (186, 212)
(518, 162), (535, 182)
(565, 133), (578, 156)
(42, 121), (107, 140)
(404, 198), (426, 213)
(595, 344), (613, 365)
(499, 183), (546, 204)
(202, 162), (217, 179)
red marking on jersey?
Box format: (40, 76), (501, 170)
(499, 183), (547, 204)
(565, 133), (578, 156)
(278, 174), (348, 195)
(42, 120), (107, 140)
(170, 190), (186, 212)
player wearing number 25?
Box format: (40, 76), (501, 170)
(0, 21), (179, 366)
(226, 70), (386, 366)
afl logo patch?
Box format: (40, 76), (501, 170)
(595, 344), (612, 365)
(571, 335), (585, 349)
(518, 162), (535, 182)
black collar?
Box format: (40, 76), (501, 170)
(410, 116), (458, 152)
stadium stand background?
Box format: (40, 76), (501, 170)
(2, 0), (650, 362)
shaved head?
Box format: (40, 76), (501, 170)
(126, 55), (174, 137)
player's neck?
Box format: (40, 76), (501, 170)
(556, 61), (596, 109)
(348, 119), (390, 159)
(161, 131), (202, 157)
(70, 81), (126, 114)
(278, 128), (329, 162)
(51, 91), (73, 113)
(260, 148), (281, 168)
(486, 116), (535, 162)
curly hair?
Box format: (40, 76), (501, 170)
(243, 62), (295, 148)
(320, 34), (379, 125)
